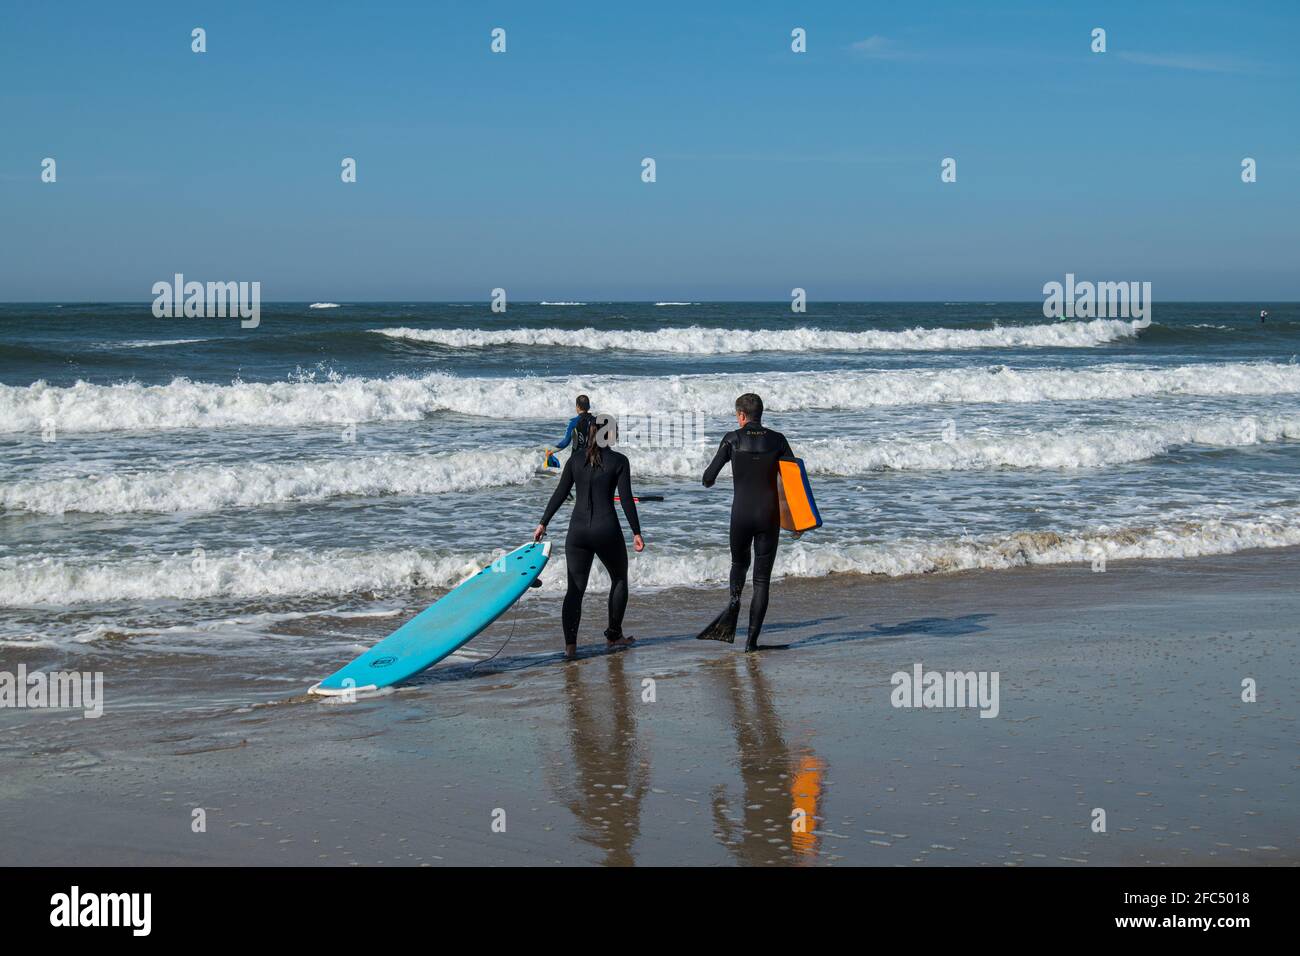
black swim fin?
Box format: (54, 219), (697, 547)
(697, 599), (741, 643)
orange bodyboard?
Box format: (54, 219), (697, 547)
(777, 457), (822, 533)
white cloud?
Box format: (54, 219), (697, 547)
(849, 35), (907, 60)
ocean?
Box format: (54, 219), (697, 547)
(2, 301), (1298, 679)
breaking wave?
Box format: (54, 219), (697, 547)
(5, 415), (1298, 515)
(6, 511), (1299, 606)
(5, 361), (1299, 434)
(372, 319), (1138, 353)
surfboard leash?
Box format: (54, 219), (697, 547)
(471, 604), (521, 670)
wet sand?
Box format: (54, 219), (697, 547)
(1, 548), (1296, 866)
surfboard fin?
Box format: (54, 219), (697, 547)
(697, 598), (741, 643)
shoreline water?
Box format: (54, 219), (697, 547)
(2, 547), (1295, 866)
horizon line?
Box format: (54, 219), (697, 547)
(2, 299), (1294, 306)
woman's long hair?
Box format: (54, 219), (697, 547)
(584, 420), (602, 468)
(585, 413), (614, 468)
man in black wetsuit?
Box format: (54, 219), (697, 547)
(556, 394), (597, 456)
(547, 394), (597, 468)
(700, 393), (794, 651)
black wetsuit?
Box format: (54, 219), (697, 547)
(556, 411), (597, 455)
(540, 450), (641, 646)
(702, 421), (793, 648)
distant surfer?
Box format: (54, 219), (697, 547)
(699, 393), (794, 652)
(1260, 309), (1268, 323)
(535, 414), (645, 660)
(547, 394), (597, 467)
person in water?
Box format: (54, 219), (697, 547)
(700, 393), (794, 652)
(535, 414), (645, 660)
(548, 394), (597, 466)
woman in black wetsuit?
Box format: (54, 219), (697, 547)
(534, 416), (645, 659)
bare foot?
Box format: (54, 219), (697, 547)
(606, 635), (636, 649)
(563, 644), (578, 661)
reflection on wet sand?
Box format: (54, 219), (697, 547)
(552, 653), (649, 865)
(709, 656), (826, 865)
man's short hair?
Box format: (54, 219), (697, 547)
(735, 393), (763, 421)
(576, 394), (591, 412)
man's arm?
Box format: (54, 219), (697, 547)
(554, 415), (579, 451)
(702, 436), (732, 487)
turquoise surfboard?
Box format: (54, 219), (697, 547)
(309, 541), (551, 696)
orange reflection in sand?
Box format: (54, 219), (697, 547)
(790, 754), (827, 861)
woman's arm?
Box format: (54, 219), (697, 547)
(540, 457), (575, 528)
(616, 458), (642, 537)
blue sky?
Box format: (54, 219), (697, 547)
(2, 0), (1296, 301)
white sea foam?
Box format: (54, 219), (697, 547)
(110, 338), (209, 349)
(0, 447), (544, 514)
(373, 319), (1136, 352)
(6, 415), (1295, 516)
(309, 302), (341, 309)
(783, 414), (1300, 475)
(5, 362), (1299, 434)
(6, 511), (1299, 607)
(539, 301), (586, 306)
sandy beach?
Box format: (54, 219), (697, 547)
(2, 548), (1294, 867)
